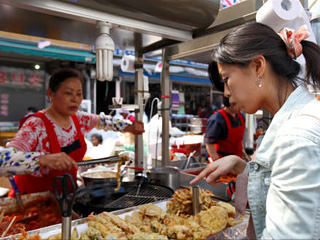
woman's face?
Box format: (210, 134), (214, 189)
(49, 77), (83, 116)
(218, 62), (261, 114)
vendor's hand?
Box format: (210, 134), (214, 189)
(123, 120), (144, 135)
(39, 152), (78, 171)
(190, 155), (247, 185)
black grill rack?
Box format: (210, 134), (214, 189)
(103, 183), (173, 210)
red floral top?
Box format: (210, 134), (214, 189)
(3, 111), (132, 177)
(8, 111), (98, 153)
(7, 111), (98, 177)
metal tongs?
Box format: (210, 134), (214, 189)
(54, 173), (76, 240)
(8, 177), (40, 222)
(77, 155), (128, 166)
(9, 177), (24, 210)
(192, 185), (200, 215)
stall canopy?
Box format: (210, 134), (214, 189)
(0, 39), (95, 63)
(121, 72), (210, 85)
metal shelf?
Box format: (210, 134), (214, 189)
(108, 104), (139, 111)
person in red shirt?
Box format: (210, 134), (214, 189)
(7, 68), (144, 196)
(204, 96), (245, 161)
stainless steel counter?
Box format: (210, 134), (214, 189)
(5, 199), (250, 239)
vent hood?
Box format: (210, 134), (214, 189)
(0, 0), (219, 47)
(91, 0), (220, 31)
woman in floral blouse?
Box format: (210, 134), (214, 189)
(6, 68), (144, 195)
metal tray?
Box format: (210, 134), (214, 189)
(0, 191), (61, 239)
(3, 200), (168, 240)
(4, 199), (249, 239)
(2, 217), (88, 240)
(0, 191), (57, 214)
(179, 167), (231, 201)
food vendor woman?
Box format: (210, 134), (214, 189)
(7, 68), (144, 196)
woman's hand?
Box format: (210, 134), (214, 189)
(39, 152), (78, 171)
(123, 120), (144, 135)
(190, 155), (247, 185)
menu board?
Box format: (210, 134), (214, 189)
(0, 66), (45, 122)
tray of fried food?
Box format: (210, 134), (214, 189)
(79, 187), (246, 240)
(10, 187), (247, 240)
(166, 187), (215, 216)
(125, 200), (245, 240)
(81, 211), (168, 240)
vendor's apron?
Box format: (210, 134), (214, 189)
(9, 112), (86, 196)
(212, 109), (245, 159)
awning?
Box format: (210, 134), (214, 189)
(120, 71), (211, 85)
(0, 39), (95, 63)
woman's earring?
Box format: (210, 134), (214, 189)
(258, 76), (263, 88)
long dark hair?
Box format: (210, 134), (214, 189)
(210, 22), (320, 90)
(222, 96), (230, 107)
(208, 61), (224, 92)
(49, 68), (83, 93)
(91, 133), (103, 144)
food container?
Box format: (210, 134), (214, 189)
(180, 167), (231, 201)
(147, 166), (180, 191)
(190, 117), (203, 134)
(0, 191), (59, 214)
(80, 170), (118, 186)
(0, 191), (61, 237)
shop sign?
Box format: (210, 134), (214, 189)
(151, 56), (208, 69)
(0, 66), (44, 89)
(114, 49), (135, 57)
(0, 93), (9, 117)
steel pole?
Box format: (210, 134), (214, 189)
(134, 32), (144, 169)
(161, 49), (170, 167)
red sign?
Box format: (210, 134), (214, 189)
(0, 94), (9, 116)
(0, 66), (44, 89)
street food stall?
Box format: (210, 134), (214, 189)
(1, 0), (309, 238)
(0, 0), (222, 169)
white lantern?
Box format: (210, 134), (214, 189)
(95, 21), (115, 81)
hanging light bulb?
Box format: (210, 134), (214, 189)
(95, 21), (115, 81)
